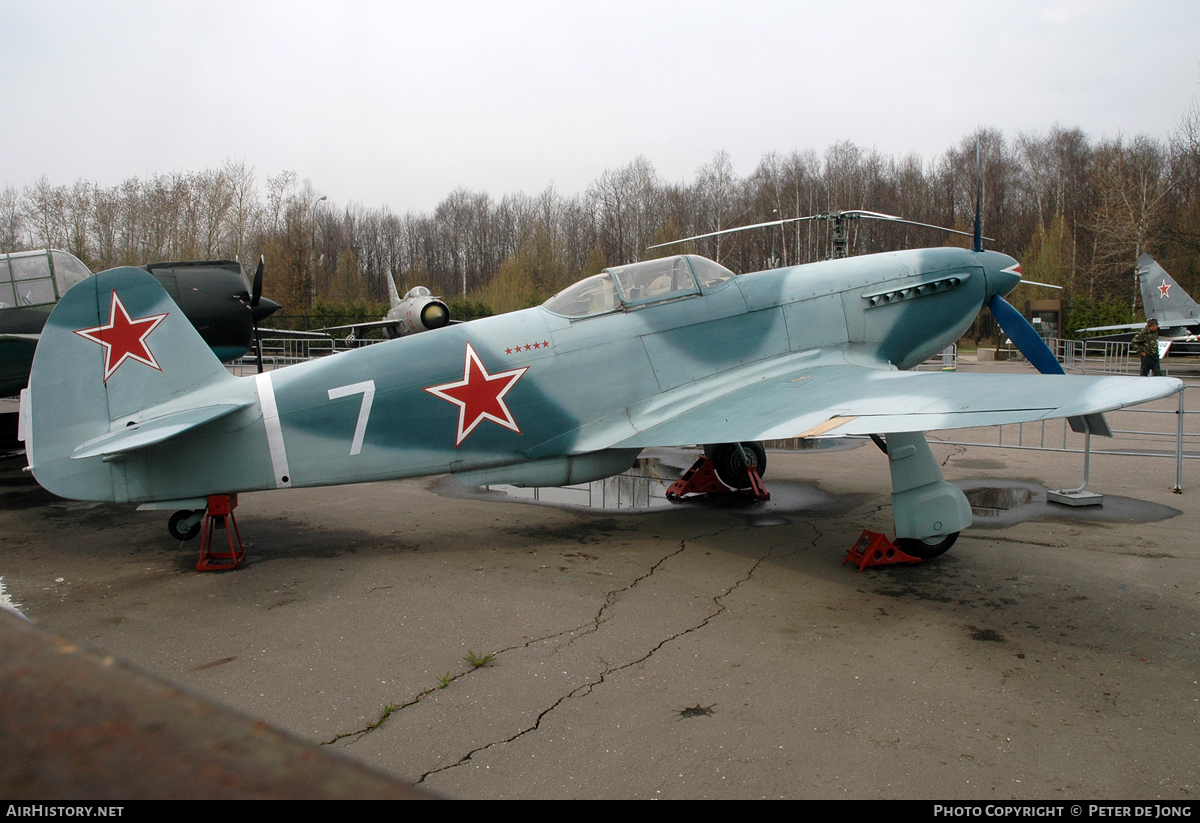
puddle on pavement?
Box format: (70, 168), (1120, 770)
(479, 440), (867, 513)
(951, 480), (1180, 528)
(437, 447), (859, 523)
(964, 486), (1033, 517)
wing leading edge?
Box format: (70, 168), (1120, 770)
(592, 364), (1181, 450)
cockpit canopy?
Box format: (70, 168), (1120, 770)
(0, 249), (92, 309)
(404, 286), (432, 299)
(543, 255), (734, 318)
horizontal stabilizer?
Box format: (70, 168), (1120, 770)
(71, 403), (249, 459)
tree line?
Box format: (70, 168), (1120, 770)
(3, 109), (1199, 338)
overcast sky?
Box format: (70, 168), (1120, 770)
(2, 0), (1197, 214)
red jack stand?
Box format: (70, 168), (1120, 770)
(843, 529), (921, 571)
(665, 456), (771, 502)
(196, 494), (245, 572)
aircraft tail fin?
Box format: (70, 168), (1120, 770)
(24, 266), (236, 501)
(1138, 254), (1198, 323)
(386, 269), (402, 309)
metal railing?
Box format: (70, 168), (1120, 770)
(1048, 338), (1136, 374)
(227, 337), (384, 376)
(928, 383), (1192, 492)
(915, 344), (958, 371)
(496, 472), (671, 510)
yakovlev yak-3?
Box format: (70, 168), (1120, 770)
(20, 241), (1181, 558)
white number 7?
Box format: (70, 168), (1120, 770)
(327, 380), (375, 456)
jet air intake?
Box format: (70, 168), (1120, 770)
(419, 300), (450, 331)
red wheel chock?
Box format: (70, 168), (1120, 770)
(196, 494), (245, 572)
(665, 456), (771, 502)
(843, 529), (921, 571)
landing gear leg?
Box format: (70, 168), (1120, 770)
(884, 432), (970, 559)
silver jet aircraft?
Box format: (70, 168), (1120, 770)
(317, 270), (452, 343)
(21, 248), (1180, 558)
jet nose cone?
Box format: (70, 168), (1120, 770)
(252, 297), (282, 322)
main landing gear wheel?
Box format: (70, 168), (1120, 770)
(706, 442), (767, 490)
(896, 532), (959, 559)
(168, 510), (203, 541)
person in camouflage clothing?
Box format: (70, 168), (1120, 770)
(1131, 318), (1162, 376)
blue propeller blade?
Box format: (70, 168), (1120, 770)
(988, 294), (1064, 375)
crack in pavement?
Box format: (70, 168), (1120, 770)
(415, 524), (779, 785)
(323, 527), (738, 748)
(324, 619), (600, 748)
(558, 524), (741, 653)
(941, 445), (968, 467)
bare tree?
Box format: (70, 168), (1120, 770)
(0, 186), (24, 253)
(1088, 135), (1174, 307)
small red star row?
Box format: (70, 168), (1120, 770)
(505, 340), (551, 355)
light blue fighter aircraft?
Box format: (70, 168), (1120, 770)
(19, 245), (1181, 558)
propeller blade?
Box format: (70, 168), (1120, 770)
(251, 256), (264, 307)
(988, 294), (1063, 375)
(648, 210), (994, 252)
(973, 137), (982, 253)
(647, 215), (821, 250)
(253, 318), (264, 374)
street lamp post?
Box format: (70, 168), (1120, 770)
(310, 195), (327, 307)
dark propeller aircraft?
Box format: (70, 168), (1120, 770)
(0, 250), (280, 397)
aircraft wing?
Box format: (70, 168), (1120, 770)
(589, 363), (1181, 450)
(316, 320), (400, 335)
(1075, 322), (1144, 334)
(317, 319), (463, 336)
(254, 327), (331, 340)
(1078, 318), (1197, 334)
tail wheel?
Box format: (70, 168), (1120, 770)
(896, 532), (959, 559)
(706, 442), (767, 490)
(168, 509), (203, 541)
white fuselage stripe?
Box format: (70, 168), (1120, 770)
(255, 372), (292, 488)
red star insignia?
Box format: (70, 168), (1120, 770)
(532, 341), (541, 349)
(505, 347), (513, 354)
(1159, 280), (1171, 298)
(74, 290), (169, 382)
(542, 340), (549, 348)
(424, 343), (528, 447)
(524, 344), (532, 351)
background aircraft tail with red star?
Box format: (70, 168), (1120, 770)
(1076, 254), (1200, 341)
(1136, 253), (1200, 328)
